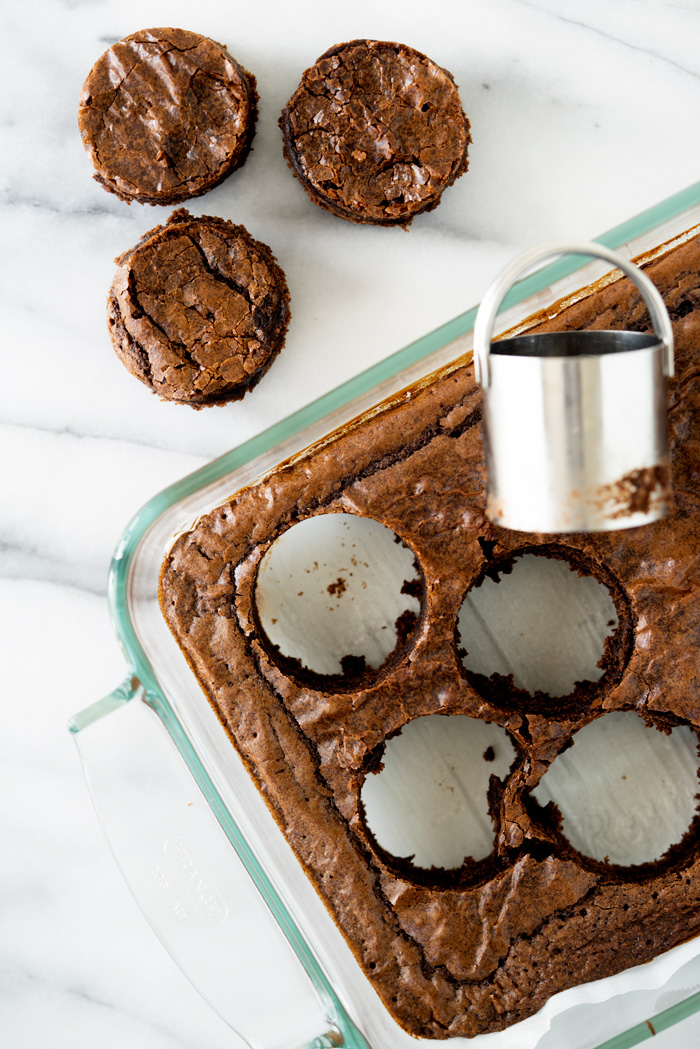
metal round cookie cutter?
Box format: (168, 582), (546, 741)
(473, 241), (675, 533)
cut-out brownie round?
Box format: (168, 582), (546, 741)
(108, 210), (290, 407)
(78, 27), (258, 205)
(280, 39), (471, 227)
(160, 231), (700, 1037)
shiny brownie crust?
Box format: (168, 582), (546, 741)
(79, 27), (258, 206)
(160, 234), (700, 1037)
(280, 39), (471, 227)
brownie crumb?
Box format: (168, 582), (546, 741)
(483, 746), (496, 762)
(340, 653), (368, 677)
(395, 608), (419, 647)
(478, 536), (498, 559)
(401, 577), (423, 599)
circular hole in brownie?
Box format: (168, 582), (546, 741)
(457, 547), (627, 712)
(361, 714), (516, 870)
(532, 712), (700, 867)
(254, 513), (423, 683)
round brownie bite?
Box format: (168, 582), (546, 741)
(279, 39), (471, 227)
(107, 210), (291, 407)
(78, 27), (258, 206)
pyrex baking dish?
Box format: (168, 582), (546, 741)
(70, 181), (700, 1049)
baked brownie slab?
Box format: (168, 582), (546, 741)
(108, 210), (290, 407)
(160, 232), (700, 1036)
(79, 28), (258, 206)
(280, 39), (471, 227)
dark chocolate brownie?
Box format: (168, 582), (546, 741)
(280, 39), (471, 227)
(78, 28), (258, 205)
(108, 209), (290, 407)
(160, 232), (700, 1036)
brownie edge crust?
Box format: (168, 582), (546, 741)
(159, 233), (700, 1037)
(280, 39), (471, 227)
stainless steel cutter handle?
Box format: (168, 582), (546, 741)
(473, 240), (675, 388)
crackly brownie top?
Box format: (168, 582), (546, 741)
(160, 232), (700, 1037)
(280, 39), (471, 226)
(107, 209), (290, 406)
(78, 27), (257, 205)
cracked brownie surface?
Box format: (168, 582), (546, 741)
(107, 210), (290, 407)
(78, 27), (258, 205)
(280, 39), (471, 227)
(160, 233), (700, 1036)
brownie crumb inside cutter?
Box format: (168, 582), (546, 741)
(474, 241), (675, 533)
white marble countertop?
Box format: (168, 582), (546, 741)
(4, 0), (700, 1045)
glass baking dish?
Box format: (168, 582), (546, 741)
(70, 180), (700, 1049)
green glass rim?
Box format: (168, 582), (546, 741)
(110, 178), (700, 606)
(72, 178), (700, 1049)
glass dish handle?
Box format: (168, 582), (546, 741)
(69, 679), (358, 1049)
